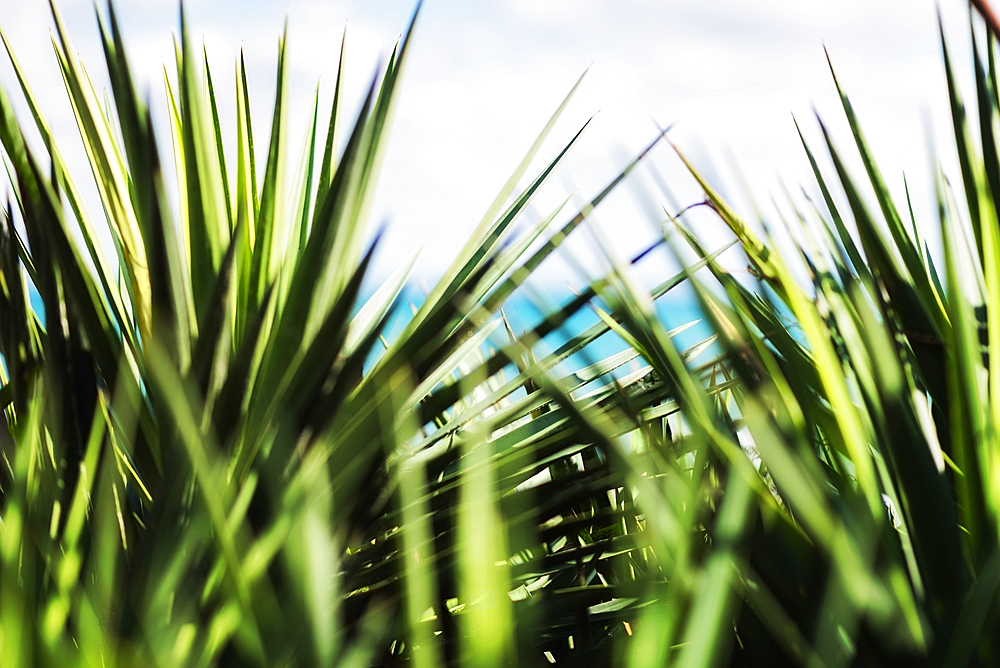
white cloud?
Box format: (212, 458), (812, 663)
(0, 0), (979, 285)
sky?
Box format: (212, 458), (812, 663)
(0, 0), (982, 288)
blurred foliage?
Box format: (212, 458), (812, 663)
(5, 1), (1000, 667)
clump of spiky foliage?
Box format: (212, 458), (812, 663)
(9, 0), (1000, 667)
(626, 2), (1000, 665)
(0, 1), (704, 665)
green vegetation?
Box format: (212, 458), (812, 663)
(3, 1), (1000, 666)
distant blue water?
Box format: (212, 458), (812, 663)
(28, 284), (45, 321)
(20, 279), (718, 391)
(374, 282), (717, 387)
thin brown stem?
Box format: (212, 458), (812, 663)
(972, 0), (1000, 39)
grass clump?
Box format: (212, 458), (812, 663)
(4, 1), (1000, 667)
